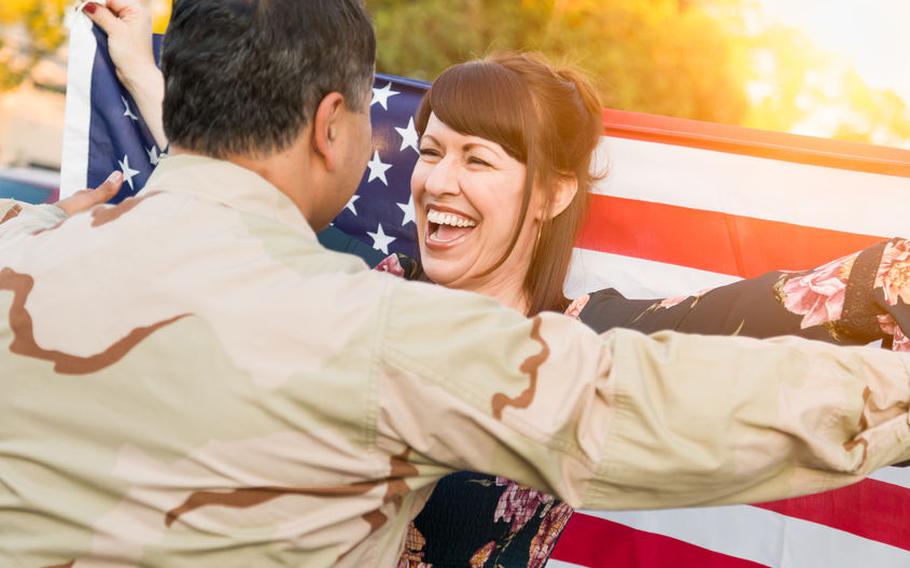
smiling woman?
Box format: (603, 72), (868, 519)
(413, 117), (530, 304)
(392, 52), (607, 568)
(411, 53), (603, 316)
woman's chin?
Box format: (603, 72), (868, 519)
(420, 258), (470, 288)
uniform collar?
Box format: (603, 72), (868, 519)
(144, 153), (317, 239)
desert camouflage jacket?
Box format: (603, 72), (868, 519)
(1, 154), (909, 567)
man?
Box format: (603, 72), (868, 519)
(1, 1), (908, 565)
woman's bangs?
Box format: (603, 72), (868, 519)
(423, 61), (529, 162)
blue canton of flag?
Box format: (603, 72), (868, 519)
(331, 77), (427, 259)
(62, 20), (426, 260)
(84, 28), (164, 203)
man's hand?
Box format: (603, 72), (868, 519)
(57, 171), (124, 216)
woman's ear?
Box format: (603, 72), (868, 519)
(546, 175), (579, 220)
(311, 92), (345, 171)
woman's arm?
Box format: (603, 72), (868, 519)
(578, 239), (910, 351)
(0, 173), (123, 245)
(85, 0), (168, 149)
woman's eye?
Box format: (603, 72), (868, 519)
(468, 157), (492, 168)
(418, 148), (441, 158)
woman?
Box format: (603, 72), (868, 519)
(70, 6), (910, 567)
(394, 53), (910, 567)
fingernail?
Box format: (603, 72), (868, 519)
(108, 171), (123, 183)
(84, 3), (97, 14)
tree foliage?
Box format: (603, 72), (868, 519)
(0, 0), (907, 146)
(0, 0), (69, 89)
(367, 0), (910, 146)
(368, 0), (752, 125)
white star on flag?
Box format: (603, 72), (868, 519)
(397, 194), (416, 226)
(367, 223), (396, 254)
(118, 154), (141, 191)
(122, 96), (138, 121)
(370, 82), (400, 110)
(366, 150), (392, 186)
(345, 194), (360, 215)
(395, 117), (419, 153)
(146, 146), (160, 166)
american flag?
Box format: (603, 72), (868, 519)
(61, 19), (421, 260)
(61, 11), (910, 568)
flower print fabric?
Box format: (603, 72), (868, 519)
(875, 239), (910, 306)
(874, 239), (910, 351)
(777, 252), (857, 329)
(375, 253), (407, 278)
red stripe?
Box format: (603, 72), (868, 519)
(601, 108), (910, 178)
(754, 478), (910, 552)
(577, 195), (886, 278)
(550, 512), (767, 568)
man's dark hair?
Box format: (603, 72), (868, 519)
(161, 0), (375, 158)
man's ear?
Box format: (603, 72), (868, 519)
(543, 175), (579, 220)
(311, 92), (346, 171)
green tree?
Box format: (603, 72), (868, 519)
(0, 0), (68, 90)
(0, 0), (906, 145)
(367, 0), (909, 146)
(367, 0), (752, 125)
(0, 0), (169, 91)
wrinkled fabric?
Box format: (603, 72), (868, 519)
(0, 155), (909, 567)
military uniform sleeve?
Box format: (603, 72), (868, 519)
(376, 278), (910, 510)
(0, 199), (66, 246)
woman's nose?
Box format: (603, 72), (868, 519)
(423, 157), (460, 197)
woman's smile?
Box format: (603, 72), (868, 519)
(425, 205), (478, 250)
(411, 114), (532, 291)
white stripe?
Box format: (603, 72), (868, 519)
(576, 507), (910, 568)
(870, 466), (910, 490)
(60, 12), (97, 199)
(545, 560), (588, 568)
(565, 248), (740, 300)
(591, 137), (910, 238)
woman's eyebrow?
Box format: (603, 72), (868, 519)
(420, 134), (441, 147)
(463, 142), (505, 159)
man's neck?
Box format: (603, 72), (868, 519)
(170, 146), (318, 227)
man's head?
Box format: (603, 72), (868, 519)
(161, 0), (375, 229)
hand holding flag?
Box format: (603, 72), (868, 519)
(82, 0), (167, 149)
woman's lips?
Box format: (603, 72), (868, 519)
(427, 223), (474, 248)
(424, 205), (478, 251)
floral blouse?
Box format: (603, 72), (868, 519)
(372, 237), (910, 568)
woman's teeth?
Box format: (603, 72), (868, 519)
(426, 209), (477, 244)
(427, 209), (477, 228)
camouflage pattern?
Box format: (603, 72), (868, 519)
(0, 154), (908, 567)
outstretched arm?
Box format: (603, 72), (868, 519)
(377, 277), (910, 511)
(0, 172), (123, 244)
(577, 239), (910, 351)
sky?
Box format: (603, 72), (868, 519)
(757, 0), (910, 101)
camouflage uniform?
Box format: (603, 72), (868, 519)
(1, 154), (908, 567)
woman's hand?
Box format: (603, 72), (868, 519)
(84, 0), (168, 149)
(56, 171), (124, 216)
(84, 0), (155, 93)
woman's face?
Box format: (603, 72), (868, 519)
(411, 113), (539, 291)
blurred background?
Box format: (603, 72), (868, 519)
(0, 0), (908, 183)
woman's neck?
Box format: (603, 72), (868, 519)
(463, 272), (530, 316)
